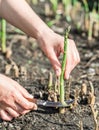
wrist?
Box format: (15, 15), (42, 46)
(36, 26), (54, 44)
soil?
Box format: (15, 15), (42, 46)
(0, 1), (99, 130)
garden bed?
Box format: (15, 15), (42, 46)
(0, 1), (99, 130)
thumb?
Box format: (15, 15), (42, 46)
(48, 48), (61, 77)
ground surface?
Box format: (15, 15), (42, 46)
(0, 1), (99, 130)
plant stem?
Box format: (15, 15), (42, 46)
(50, 0), (58, 13)
(32, 0), (38, 5)
(1, 19), (6, 53)
(60, 26), (71, 104)
(48, 72), (53, 91)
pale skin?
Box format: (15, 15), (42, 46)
(0, 0), (80, 121)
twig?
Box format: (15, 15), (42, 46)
(85, 54), (98, 67)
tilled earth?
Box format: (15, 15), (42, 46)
(0, 2), (99, 130)
(0, 28), (99, 130)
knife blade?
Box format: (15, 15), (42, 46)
(29, 98), (74, 108)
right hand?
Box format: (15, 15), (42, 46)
(0, 74), (37, 121)
(38, 30), (80, 79)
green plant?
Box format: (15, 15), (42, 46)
(59, 26), (71, 113)
(82, 0), (89, 13)
(1, 19), (6, 53)
(62, 0), (72, 22)
(32, 0), (38, 5)
(50, 0), (58, 13)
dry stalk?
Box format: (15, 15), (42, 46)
(48, 72), (58, 102)
(77, 120), (83, 130)
(54, 76), (59, 93)
(89, 81), (94, 95)
(90, 105), (98, 130)
(74, 87), (80, 107)
(5, 64), (12, 75)
(81, 83), (87, 95)
(93, 21), (99, 37)
(48, 71), (53, 91)
(65, 76), (72, 100)
(6, 48), (12, 59)
(45, 3), (51, 16)
(11, 64), (19, 78)
(57, 76), (60, 95)
(88, 81), (95, 105)
(19, 66), (27, 80)
(79, 83), (87, 104)
(79, 120), (83, 130)
(48, 90), (58, 102)
(5, 60), (19, 78)
(88, 81), (98, 130)
(88, 92), (95, 105)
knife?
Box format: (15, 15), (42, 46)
(29, 98), (74, 108)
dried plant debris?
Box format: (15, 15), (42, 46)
(5, 60), (19, 78)
(19, 65), (27, 80)
(48, 90), (58, 102)
(65, 77), (72, 100)
(48, 71), (53, 91)
(6, 47), (12, 59)
(77, 120), (83, 130)
(73, 87), (81, 107)
(79, 81), (98, 130)
(90, 105), (99, 130)
(5, 59), (27, 79)
(47, 72), (59, 102)
(88, 81), (98, 130)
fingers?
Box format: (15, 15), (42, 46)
(0, 75), (37, 121)
(64, 40), (80, 79)
(5, 107), (19, 118)
(0, 109), (13, 121)
(0, 101), (37, 121)
(0, 89), (37, 115)
(12, 80), (33, 99)
(15, 92), (37, 111)
(47, 47), (61, 77)
(11, 80), (37, 111)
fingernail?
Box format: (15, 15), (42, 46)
(56, 69), (61, 76)
(33, 104), (37, 110)
(28, 94), (34, 99)
(66, 74), (69, 79)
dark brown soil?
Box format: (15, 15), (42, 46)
(0, 1), (99, 130)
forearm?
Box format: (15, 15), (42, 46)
(0, 0), (52, 40)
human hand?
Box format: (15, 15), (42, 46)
(0, 74), (37, 121)
(37, 30), (80, 79)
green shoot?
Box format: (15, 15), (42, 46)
(62, 0), (72, 22)
(32, 0), (38, 5)
(82, 0), (89, 13)
(72, 0), (78, 6)
(60, 26), (71, 105)
(82, 0), (89, 29)
(50, 0), (58, 13)
(1, 19), (6, 53)
(62, 0), (72, 7)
